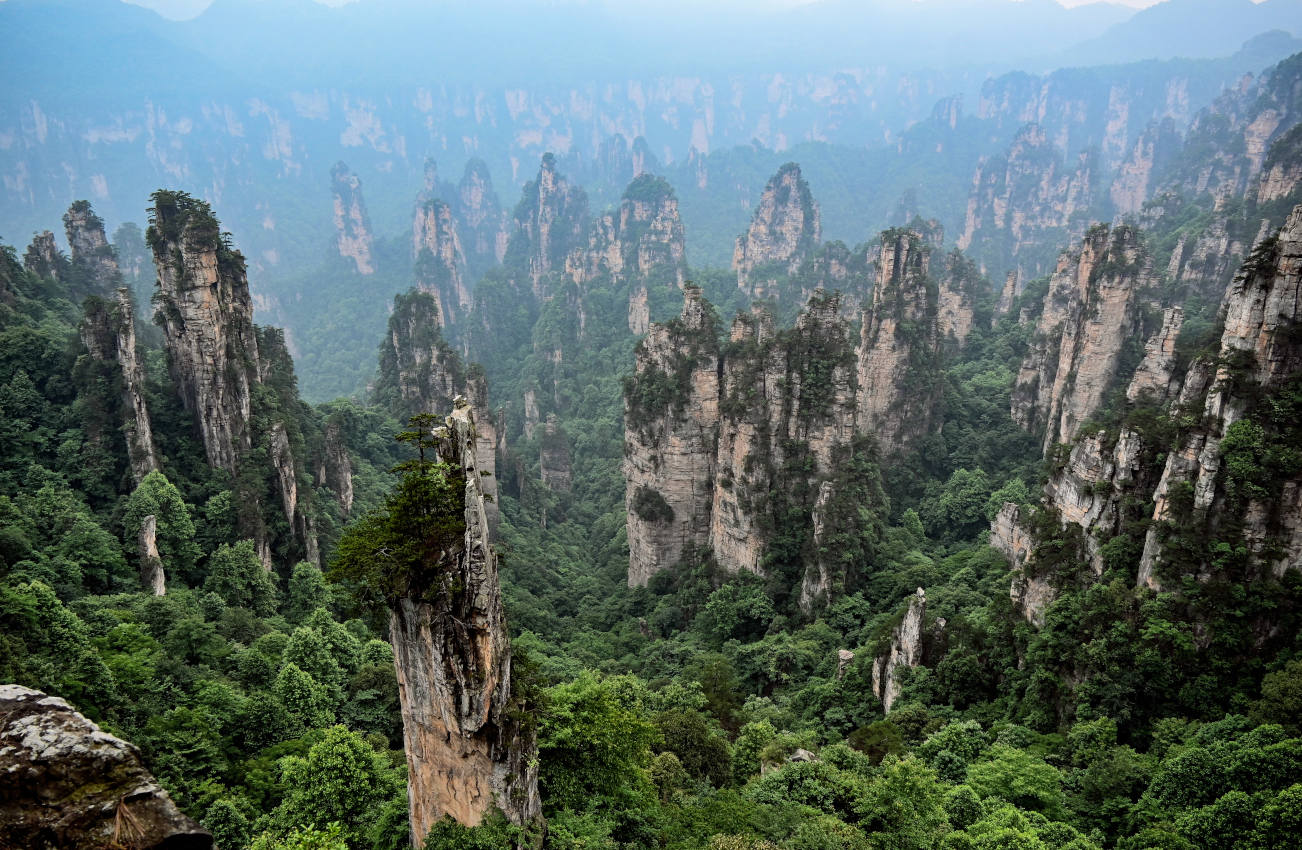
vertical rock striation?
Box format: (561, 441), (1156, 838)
(565, 174), (686, 289)
(412, 198), (470, 326)
(734, 163), (821, 301)
(389, 403), (541, 843)
(624, 286), (721, 585)
(855, 228), (943, 454)
(147, 191), (314, 564)
(1011, 224), (1150, 452)
(870, 589), (939, 714)
(455, 158), (509, 278)
(1141, 205), (1302, 586)
(80, 288), (160, 483)
(376, 290), (499, 532)
(331, 161), (376, 275)
(505, 153), (589, 298)
(137, 514), (166, 596)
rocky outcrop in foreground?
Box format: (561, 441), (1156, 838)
(0, 684), (211, 850)
(388, 403), (541, 842)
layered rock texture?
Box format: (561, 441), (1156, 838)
(79, 288), (159, 484)
(1141, 205), (1302, 586)
(1011, 224), (1151, 452)
(734, 163), (821, 301)
(388, 404), (541, 842)
(330, 161), (375, 275)
(994, 204), (1302, 627)
(625, 279), (903, 600)
(0, 684), (211, 850)
(147, 192), (314, 563)
(565, 175), (686, 289)
(137, 514), (166, 596)
(856, 229), (944, 454)
(624, 287), (722, 585)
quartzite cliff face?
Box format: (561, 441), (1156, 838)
(506, 153), (589, 297)
(855, 229), (944, 454)
(1011, 224), (1151, 452)
(79, 286), (160, 483)
(734, 163), (821, 301)
(0, 685), (211, 850)
(147, 192), (314, 563)
(389, 404), (541, 843)
(624, 287), (721, 586)
(413, 198), (471, 326)
(1141, 205), (1302, 587)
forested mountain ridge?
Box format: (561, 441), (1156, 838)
(4, 12), (1302, 850)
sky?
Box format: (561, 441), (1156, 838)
(118, 0), (1171, 20)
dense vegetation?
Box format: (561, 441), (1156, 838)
(4, 43), (1302, 845)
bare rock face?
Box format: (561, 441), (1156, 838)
(855, 228), (943, 454)
(956, 123), (1094, 278)
(80, 288), (160, 483)
(937, 250), (983, 346)
(734, 163), (821, 301)
(990, 502), (1032, 571)
(319, 418), (354, 518)
(624, 287), (721, 585)
(388, 404), (541, 843)
(566, 174), (686, 288)
(331, 161), (376, 275)
(148, 193), (314, 564)
(136, 514), (166, 596)
(1044, 429), (1147, 574)
(23, 230), (66, 281)
(871, 589), (937, 714)
(628, 286), (650, 334)
(1141, 204), (1302, 585)
(1127, 306), (1184, 404)
(538, 414), (572, 493)
(64, 200), (123, 296)
(625, 287), (871, 596)
(0, 684), (211, 850)
(1110, 120), (1178, 216)
(413, 198), (470, 326)
(149, 193), (260, 476)
(1011, 224), (1150, 452)
(507, 153), (589, 298)
(995, 271), (1018, 316)
(1257, 125), (1302, 205)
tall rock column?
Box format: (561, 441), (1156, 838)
(80, 288), (160, 483)
(64, 200), (123, 296)
(506, 153), (589, 297)
(624, 286), (721, 585)
(331, 161), (376, 275)
(389, 403), (541, 842)
(148, 191), (260, 475)
(1011, 225), (1150, 451)
(855, 228), (943, 454)
(733, 163), (821, 302)
(412, 199), (471, 326)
